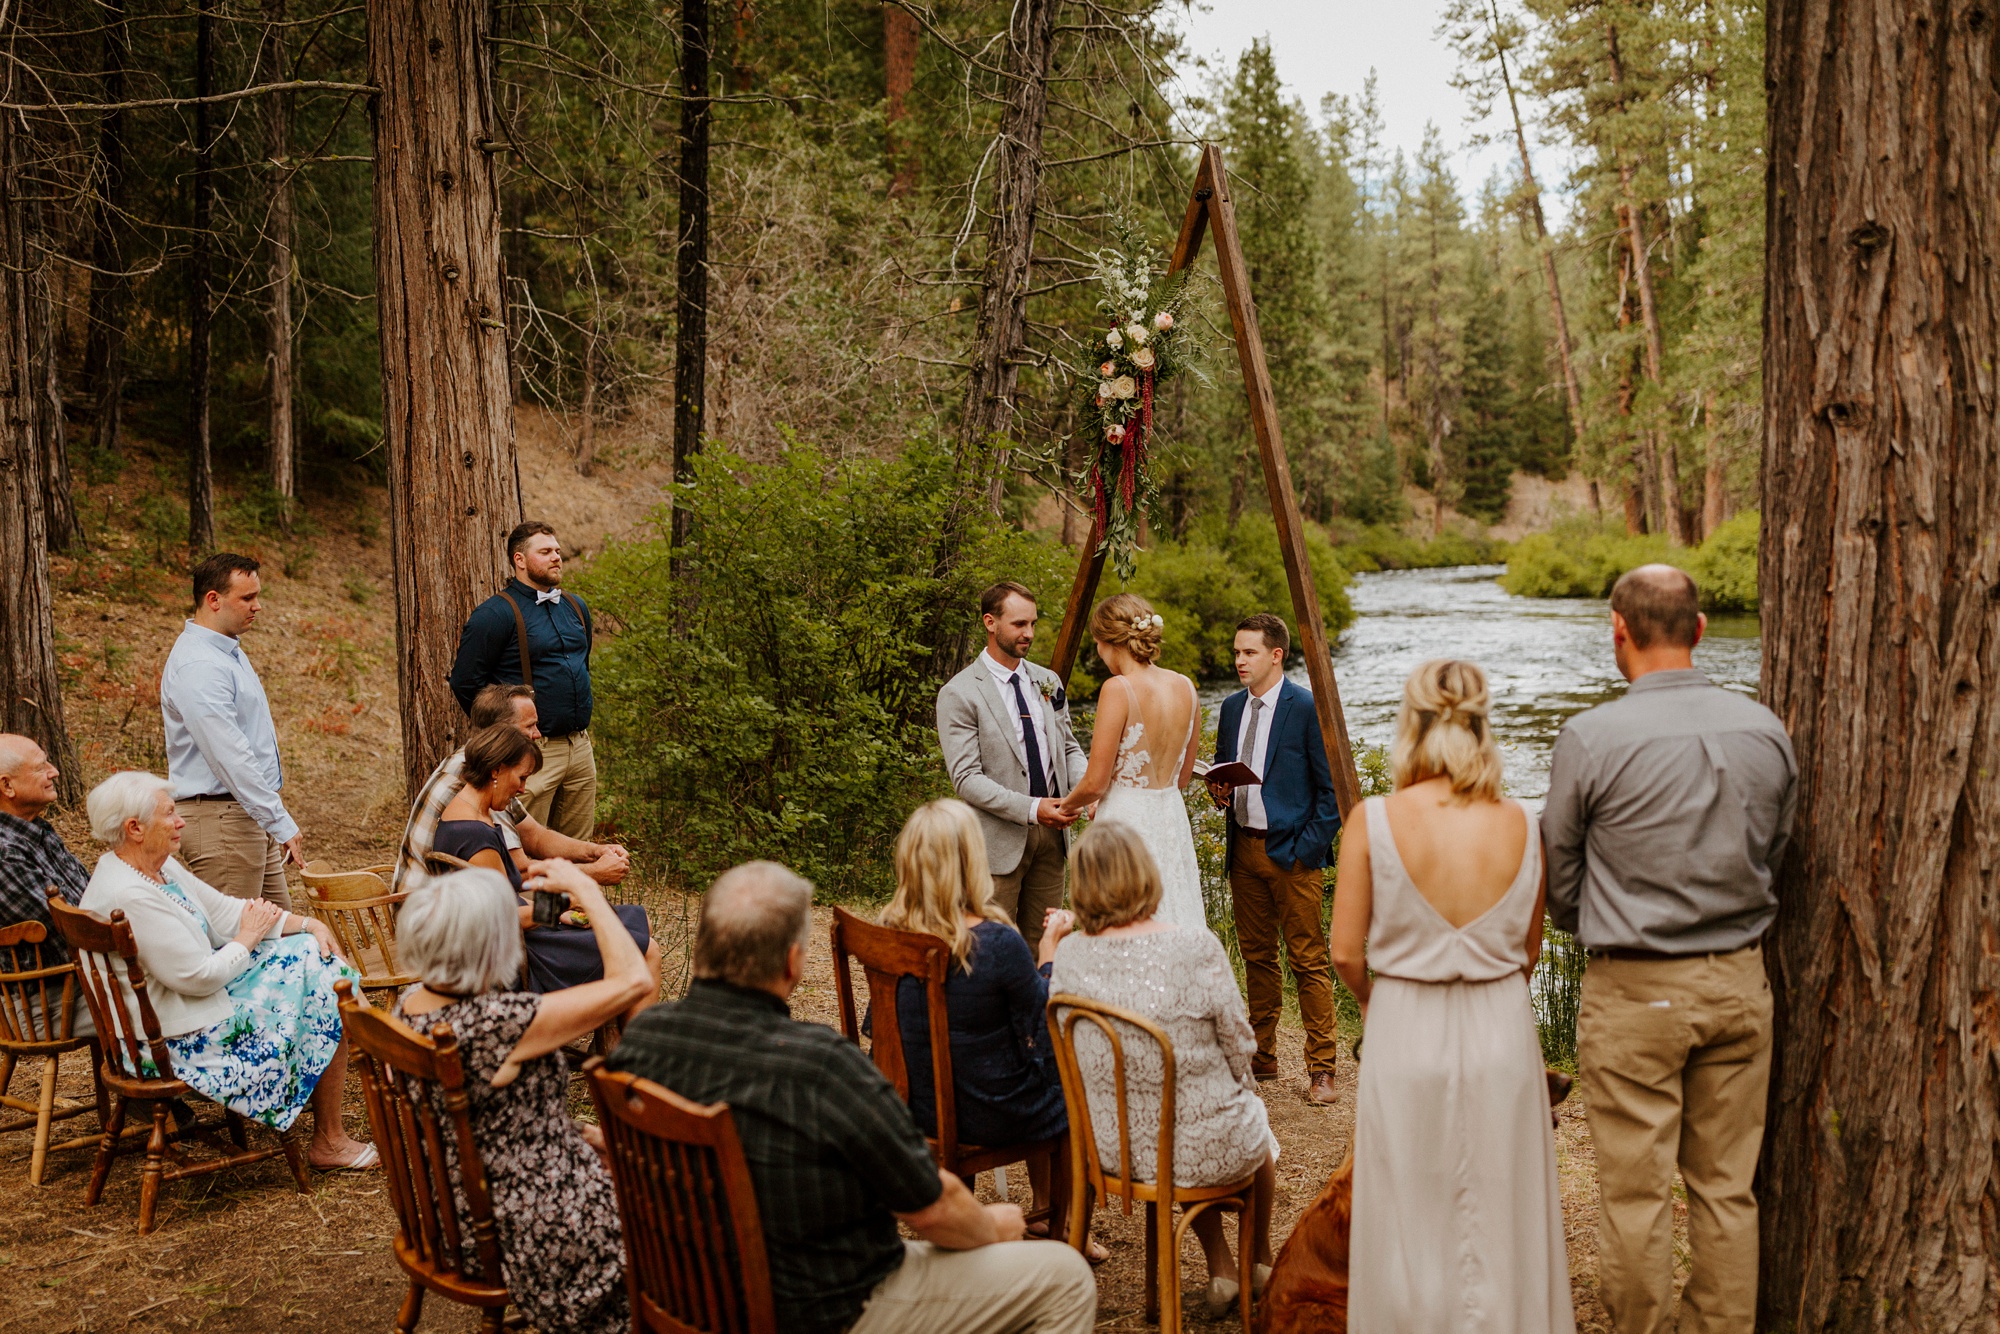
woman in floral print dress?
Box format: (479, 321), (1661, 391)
(396, 860), (655, 1334)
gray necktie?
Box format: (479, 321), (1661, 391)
(1235, 697), (1265, 825)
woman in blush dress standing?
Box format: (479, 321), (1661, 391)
(1329, 659), (1573, 1334)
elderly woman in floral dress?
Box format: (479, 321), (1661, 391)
(78, 771), (373, 1168)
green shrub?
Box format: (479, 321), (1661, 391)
(1503, 511), (1760, 611)
(1087, 512), (1354, 685)
(1333, 522), (1502, 572)
(580, 436), (1072, 900)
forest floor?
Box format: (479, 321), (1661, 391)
(1, 421), (1681, 1331)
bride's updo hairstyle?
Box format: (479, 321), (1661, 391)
(1390, 658), (1504, 803)
(1069, 822), (1164, 934)
(1088, 593), (1165, 665)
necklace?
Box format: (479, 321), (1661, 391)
(117, 853), (170, 887)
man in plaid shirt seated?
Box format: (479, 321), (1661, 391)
(0, 734), (94, 1035)
(393, 684), (631, 893)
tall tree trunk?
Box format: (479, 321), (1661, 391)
(1758, 1), (2000, 1327)
(187, 0), (217, 555)
(84, 0), (128, 467)
(957, 0), (1058, 511)
(369, 0), (523, 800)
(1701, 390), (1727, 538)
(0, 110), (82, 805)
(1486, 0), (1585, 453)
(260, 0), (295, 525)
(27, 198), (76, 553)
(1614, 249), (1647, 534)
(672, 0), (710, 556)
(883, 3), (919, 197)
(729, 0), (753, 93)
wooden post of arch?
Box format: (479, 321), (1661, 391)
(1048, 143), (1364, 818)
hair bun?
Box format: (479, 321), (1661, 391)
(1088, 593), (1165, 665)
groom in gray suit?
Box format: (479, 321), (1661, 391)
(936, 581), (1086, 951)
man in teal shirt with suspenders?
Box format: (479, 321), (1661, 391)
(449, 521), (599, 840)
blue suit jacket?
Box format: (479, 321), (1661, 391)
(1214, 678), (1342, 872)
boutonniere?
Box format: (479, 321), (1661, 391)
(1036, 677), (1067, 711)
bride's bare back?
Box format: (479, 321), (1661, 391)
(1066, 664), (1201, 806)
(1381, 779), (1529, 928)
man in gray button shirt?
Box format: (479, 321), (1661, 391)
(1543, 565), (1796, 1334)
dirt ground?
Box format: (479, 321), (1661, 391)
(1, 425), (1683, 1331)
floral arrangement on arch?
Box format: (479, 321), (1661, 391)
(1080, 224), (1202, 579)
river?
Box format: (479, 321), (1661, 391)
(1205, 564), (1763, 808)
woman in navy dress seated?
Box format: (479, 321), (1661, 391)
(880, 798), (1102, 1256)
(431, 724), (657, 1016)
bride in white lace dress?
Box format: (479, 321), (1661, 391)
(1057, 594), (1211, 934)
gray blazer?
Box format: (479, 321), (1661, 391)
(936, 656), (1087, 876)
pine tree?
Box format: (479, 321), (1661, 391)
(1400, 127), (1469, 532)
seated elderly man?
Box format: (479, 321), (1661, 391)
(395, 684), (630, 892)
(0, 734), (94, 1035)
(609, 861), (1096, 1334)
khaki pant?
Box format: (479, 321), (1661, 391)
(175, 799), (293, 910)
(1230, 834), (1338, 1073)
(523, 730), (598, 842)
(990, 823), (1065, 954)
(850, 1239), (1095, 1334)
(1578, 945), (1772, 1334)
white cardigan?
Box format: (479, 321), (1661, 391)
(80, 853), (282, 1039)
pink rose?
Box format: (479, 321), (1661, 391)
(1106, 423), (1127, 444)
(1154, 310), (1174, 331)
(1100, 361), (1116, 377)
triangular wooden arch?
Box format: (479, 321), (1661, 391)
(1049, 143), (1364, 818)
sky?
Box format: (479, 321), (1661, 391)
(1163, 0), (1575, 219)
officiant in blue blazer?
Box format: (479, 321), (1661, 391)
(1206, 612), (1343, 1106)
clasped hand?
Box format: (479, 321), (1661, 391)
(1034, 798), (1079, 828)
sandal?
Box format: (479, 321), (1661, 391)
(311, 1142), (380, 1172)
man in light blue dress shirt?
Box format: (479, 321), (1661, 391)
(160, 553), (302, 909)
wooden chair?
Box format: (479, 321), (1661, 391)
(49, 899), (309, 1234)
(299, 862), (415, 999)
(337, 979), (511, 1334)
(830, 906), (1066, 1234)
(1046, 992), (1257, 1334)
(423, 851), (473, 876)
(0, 921), (104, 1184)
(584, 1058), (776, 1334)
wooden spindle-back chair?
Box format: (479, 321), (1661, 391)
(1046, 992), (1257, 1334)
(336, 980), (511, 1334)
(48, 900), (309, 1233)
(0, 920), (104, 1184)
(299, 862), (415, 999)
(584, 1059), (776, 1334)
(830, 906), (1065, 1230)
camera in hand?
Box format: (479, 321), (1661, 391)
(530, 887), (566, 928)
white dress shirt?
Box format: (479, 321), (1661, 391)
(983, 650), (1057, 794)
(1234, 677), (1286, 832)
(161, 621), (298, 843)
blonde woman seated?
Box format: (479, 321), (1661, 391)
(1046, 822), (1276, 1315)
(396, 863), (653, 1334)
(77, 771), (373, 1169)
(1329, 660), (1573, 1333)
(879, 800), (1109, 1261)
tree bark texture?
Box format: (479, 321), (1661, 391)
(883, 3), (919, 197)
(0, 109), (82, 805)
(84, 0), (128, 466)
(261, 0), (296, 522)
(1759, 0), (2000, 1328)
(958, 0), (1057, 508)
(369, 0), (522, 800)
(27, 195), (75, 554)
(672, 0), (711, 555)
(187, 0), (217, 555)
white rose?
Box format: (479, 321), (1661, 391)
(1130, 309), (1146, 324)
(1105, 423), (1127, 444)
(1110, 375), (1137, 400)
(1106, 329), (1124, 350)
(1154, 310), (1174, 331)
(1132, 346), (1157, 371)
(1124, 322), (1149, 346)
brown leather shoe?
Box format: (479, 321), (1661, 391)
(1251, 1057), (1280, 1082)
(1306, 1072), (1339, 1106)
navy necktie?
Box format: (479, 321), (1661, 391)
(1010, 674), (1050, 798)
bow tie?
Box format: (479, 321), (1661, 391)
(535, 588), (563, 605)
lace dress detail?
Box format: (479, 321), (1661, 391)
(1092, 675), (1209, 933)
(1049, 929), (1275, 1187)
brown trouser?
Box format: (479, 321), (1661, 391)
(522, 729), (598, 842)
(1229, 833), (1337, 1074)
(991, 823), (1065, 954)
(1578, 944), (1772, 1334)
(175, 798), (293, 910)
